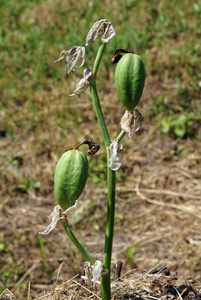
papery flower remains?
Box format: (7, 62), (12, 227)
(39, 201), (78, 235)
(54, 46), (86, 74)
(84, 260), (103, 288)
(120, 109), (143, 139)
(107, 138), (123, 171)
(70, 68), (93, 96)
(86, 19), (116, 47)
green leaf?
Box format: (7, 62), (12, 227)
(123, 244), (136, 266)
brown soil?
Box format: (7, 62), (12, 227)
(0, 66), (201, 300)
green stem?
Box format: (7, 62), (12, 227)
(117, 130), (126, 142)
(101, 163), (115, 299)
(89, 43), (116, 300)
(90, 81), (110, 147)
(92, 43), (107, 76)
(62, 221), (95, 265)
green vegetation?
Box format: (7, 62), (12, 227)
(37, 235), (54, 281)
(123, 243), (136, 268)
(0, 233), (25, 292)
(1, 1), (200, 144)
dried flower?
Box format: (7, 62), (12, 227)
(84, 260), (103, 288)
(86, 19), (116, 47)
(107, 138), (123, 171)
(92, 260), (103, 288)
(39, 201), (78, 235)
(54, 46), (86, 74)
(133, 109), (143, 132)
(84, 262), (93, 287)
(120, 109), (143, 138)
(70, 68), (93, 96)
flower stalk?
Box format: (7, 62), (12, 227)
(62, 221), (95, 265)
(92, 43), (107, 76)
(117, 130), (126, 143)
(89, 42), (115, 300)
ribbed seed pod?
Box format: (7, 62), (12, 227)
(54, 149), (88, 211)
(115, 53), (145, 112)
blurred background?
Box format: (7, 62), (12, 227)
(0, 0), (201, 298)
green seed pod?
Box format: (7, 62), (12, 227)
(54, 149), (88, 211)
(115, 53), (145, 112)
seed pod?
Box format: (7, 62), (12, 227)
(115, 53), (145, 112)
(54, 149), (88, 211)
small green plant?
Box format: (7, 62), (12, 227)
(11, 177), (41, 193)
(40, 19), (145, 299)
(162, 111), (200, 138)
(123, 244), (136, 268)
(0, 233), (25, 291)
(37, 235), (53, 281)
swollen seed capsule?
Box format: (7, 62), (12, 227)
(115, 53), (145, 112)
(54, 149), (88, 211)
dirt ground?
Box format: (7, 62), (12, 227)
(1, 70), (201, 299)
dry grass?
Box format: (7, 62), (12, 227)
(2, 266), (201, 300)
